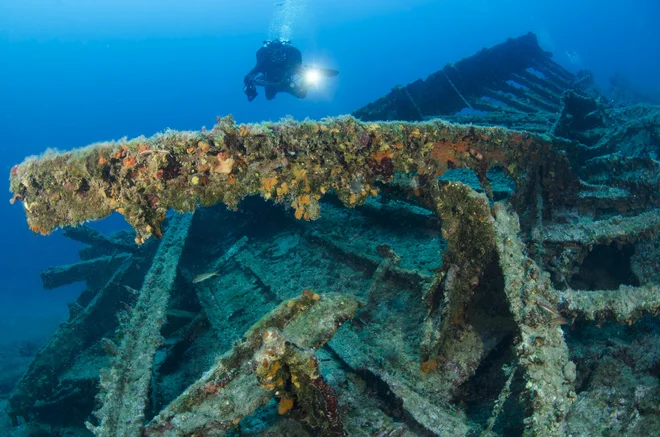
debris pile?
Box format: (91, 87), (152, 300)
(4, 33), (659, 437)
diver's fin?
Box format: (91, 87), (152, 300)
(318, 68), (339, 77)
(303, 66), (339, 77)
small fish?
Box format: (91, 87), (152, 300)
(550, 316), (569, 325)
(124, 285), (140, 295)
(139, 149), (170, 156)
(193, 271), (220, 283)
(537, 301), (569, 325)
(537, 301), (561, 317)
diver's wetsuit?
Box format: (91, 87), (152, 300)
(244, 40), (308, 101)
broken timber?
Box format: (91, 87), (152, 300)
(40, 253), (130, 290)
(62, 225), (136, 253)
(144, 292), (360, 436)
(9, 257), (136, 420)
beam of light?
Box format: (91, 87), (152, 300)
(305, 68), (321, 85)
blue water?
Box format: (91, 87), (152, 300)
(0, 0), (659, 361)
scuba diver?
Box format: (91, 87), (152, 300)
(243, 39), (338, 101)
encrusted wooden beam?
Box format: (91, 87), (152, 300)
(40, 253), (130, 290)
(9, 115), (578, 244)
(559, 285), (660, 324)
(144, 292), (360, 436)
(493, 203), (576, 437)
(86, 212), (194, 437)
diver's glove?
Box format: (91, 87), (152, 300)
(244, 83), (258, 102)
(244, 74), (258, 102)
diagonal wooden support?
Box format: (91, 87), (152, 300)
(86, 212), (194, 437)
(493, 203), (576, 437)
(145, 292), (360, 436)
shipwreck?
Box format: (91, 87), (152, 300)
(3, 33), (660, 437)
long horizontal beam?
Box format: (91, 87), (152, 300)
(9, 115), (576, 243)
